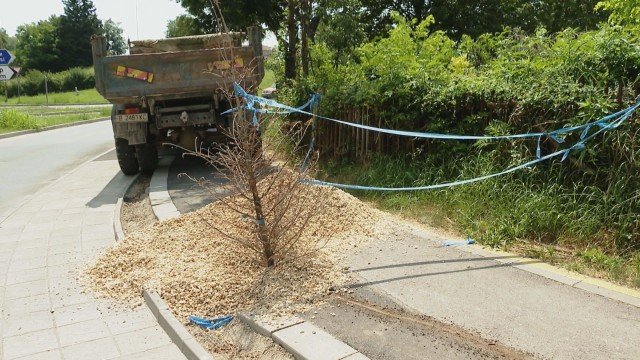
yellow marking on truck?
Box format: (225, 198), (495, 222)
(115, 66), (154, 83)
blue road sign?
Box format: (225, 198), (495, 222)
(0, 50), (14, 65)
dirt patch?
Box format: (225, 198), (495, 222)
(190, 322), (292, 360)
(120, 175), (156, 234)
(310, 292), (536, 360)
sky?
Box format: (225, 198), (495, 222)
(0, 0), (186, 41)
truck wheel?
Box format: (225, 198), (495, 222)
(115, 138), (139, 175)
(136, 144), (158, 175)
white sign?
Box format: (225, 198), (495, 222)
(0, 66), (16, 81)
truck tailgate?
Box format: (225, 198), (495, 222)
(92, 40), (263, 104)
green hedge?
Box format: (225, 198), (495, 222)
(2, 67), (95, 97)
(274, 17), (640, 256)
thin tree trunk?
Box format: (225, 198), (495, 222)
(285, 0), (298, 80)
(245, 126), (273, 267)
(301, 0), (310, 77)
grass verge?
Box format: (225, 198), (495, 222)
(321, 155), (640, 289)
(259, 69), (276, 94)
(1, 88), (108, 106)
(0, 107), (111, 134)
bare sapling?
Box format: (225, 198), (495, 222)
(183, 105), (327, 268)
(173, 0), (328, 268)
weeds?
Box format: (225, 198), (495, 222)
(0, 107), (111, 133)
(0, 109), (40, 131)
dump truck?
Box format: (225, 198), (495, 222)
(91, 28), (264, 175)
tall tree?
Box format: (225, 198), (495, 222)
(16, 17), (62, 71)
(357, 0), (606, 40)
(597, 0), (640, 25)
(57, 0), (102, 68)
(0, 28), (7, 48)
(166, 15), (205, 37)
(285, 0), (298, 79)
(175, 0), (284, 35)
(103, 19), (127, 55)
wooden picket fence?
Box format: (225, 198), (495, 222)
(314, 106), (418, 159)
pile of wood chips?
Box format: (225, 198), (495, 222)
(85, 182), (381, 319)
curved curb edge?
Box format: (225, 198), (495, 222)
(113, 174), (140, 242)
(150, 155), (180, 221)
(143, 290), (215, 360)
(0, 117), (109, 140)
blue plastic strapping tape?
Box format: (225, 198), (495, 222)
(189, 315), (234, 330)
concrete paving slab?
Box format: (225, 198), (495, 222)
(0, 156), (186, 359)
(3, 328), (59, 359)
(60, 337), (120, 360)
(346, 226), (640, 359)
(272, 322), (358, 360)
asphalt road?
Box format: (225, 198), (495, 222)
(0, 120), (114, 219)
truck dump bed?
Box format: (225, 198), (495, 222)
(91, 29), (263, 105)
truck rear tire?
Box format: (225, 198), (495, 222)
(136, 144), (158, 175)
(115, 138), (140, 175)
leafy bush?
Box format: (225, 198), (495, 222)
(2, 67), (95, 97)
(274, 17), (640, 262)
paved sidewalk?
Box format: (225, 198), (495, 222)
(347, 225), (640, 360)
(0, 152), (185, 360)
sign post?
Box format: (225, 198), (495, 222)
(0, 49), (16, 102)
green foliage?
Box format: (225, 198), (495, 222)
(166, 15), (205, 38)
(103, 19), (126, 55)
(353, 0), (606, 41)
(58, 0), (103, 68)
(3, 89), (107, 105)
(0, 109), (40, 130)
(16, 16), (63, 71)
(176, 0), (284, 34)
(274, 17), (640, 283)
(0, 106), (110, 132)
(597, 0), (640, 25)
(0, 28), (8, 47)
(3, 67), (96, 98)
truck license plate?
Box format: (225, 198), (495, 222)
(115, 113), (149, 123)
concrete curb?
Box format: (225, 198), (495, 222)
(150, 155), (181, 221)
(143, 290), (215, 360)
(238, 313), (370, 360)
(113, 174), (140, 242)
(0, 117), (109, 139)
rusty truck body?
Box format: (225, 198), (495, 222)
(91, 28), (264, 175)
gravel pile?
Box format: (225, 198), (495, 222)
(85, 181), (381, 319)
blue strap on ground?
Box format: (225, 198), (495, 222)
(233, 83), (639, 143)
(188, 315), (233, 330)
(443, 238), (476, 247)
